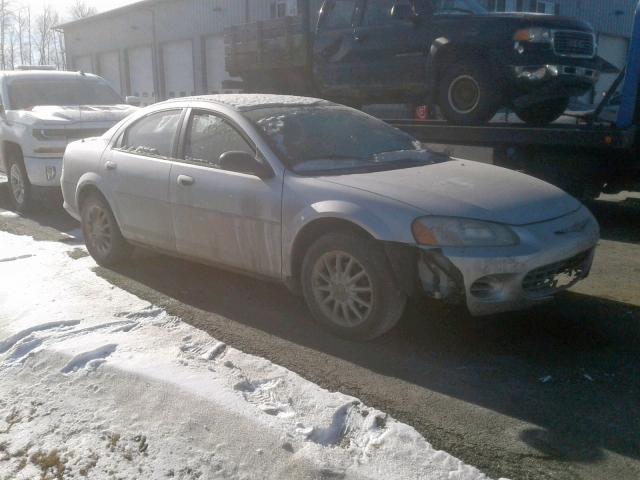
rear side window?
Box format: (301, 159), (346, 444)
(363, 0), (396, 25)
(320, 0), (357, 30)
(121, 110), (182, 158)
(184, 111), (254, 167)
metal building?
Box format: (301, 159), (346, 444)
(61, 0), (302, 105)
(61, 0), (637, 105)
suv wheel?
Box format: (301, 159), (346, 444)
(438, 62), (502, 125)
(514, 98), (570, 126)
(6, 157), (32, 213)
(81, 193), (132, 266)
(301, 233), (406, 341)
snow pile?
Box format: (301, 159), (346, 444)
(0, 230), (502, 480)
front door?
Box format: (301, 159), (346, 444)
(169, 110), (282, 279)
(351, 0), (429, 100)
(313, 0), (362, 100)
(104, 108), (183, 251)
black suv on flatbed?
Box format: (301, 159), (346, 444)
(226, 0), (611, 125)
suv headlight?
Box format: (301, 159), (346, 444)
(514, 27), (552, 43)
(412, 217), (520, 247)
(32, 128), (66, 141)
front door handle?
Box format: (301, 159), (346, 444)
(177, 175), (195, 186)
(105, 161), (117, 171)
(353, 35), (364, 42)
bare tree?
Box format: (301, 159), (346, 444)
(0, 0), (14, 69)
(69, 0), (97, 20)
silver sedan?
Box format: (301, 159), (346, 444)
(61, 94), (599, 340)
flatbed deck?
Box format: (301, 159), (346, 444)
(385, 120), (637, 150)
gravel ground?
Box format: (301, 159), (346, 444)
(1, 182), (638, 480)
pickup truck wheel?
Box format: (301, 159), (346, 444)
(438, 63), (501, 125)
(80, 194), (132, 266)
(6, 157), (32, 213)
(514, 98), (570, 126)
(301, 233), (406, 341)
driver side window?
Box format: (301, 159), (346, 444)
(320, 0), (357, 30)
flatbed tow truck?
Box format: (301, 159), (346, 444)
(386, 1), (640, 200)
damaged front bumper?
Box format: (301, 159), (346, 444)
(413, 207), (599, 316)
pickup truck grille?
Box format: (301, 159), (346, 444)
(522, 249), (593, 297)
(553, 30), (595, 58)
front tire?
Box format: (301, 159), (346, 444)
(6, 157), (32, 213)
(301, 233), (406, 341)
(80, 193), (132, 266)
(514, 98), (570, 126)
(437, 62), (502, 125)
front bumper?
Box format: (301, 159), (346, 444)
(418, 207), (599, 316)
(23, 156), (63, 187)
(512, 64), (598, 85)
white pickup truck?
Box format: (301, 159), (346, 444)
(0, 69), (139, 212)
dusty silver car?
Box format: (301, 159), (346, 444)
(61, 94), (599, 340)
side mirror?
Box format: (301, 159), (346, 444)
(391, 4), (416, 21)
(125, 96), (141, 107)
(218, 151), (274, 179)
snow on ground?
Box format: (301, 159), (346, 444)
(0, 230), (502, 480)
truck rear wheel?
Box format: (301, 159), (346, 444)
(514, 98), (570, 126)
(437, 63), (502, 125)
(6, 156), (33, 213)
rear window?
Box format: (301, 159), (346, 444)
(8, 78), (123, 110)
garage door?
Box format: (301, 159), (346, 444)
(98, 51), (122, 95)
(129, 46), (156, 106)
(74, 55), (93, 73)
(596, 34), (628, 99)
(205, 36), (240, 93)
(163, 40), (195, 99)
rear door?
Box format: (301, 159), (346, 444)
(104, 108), (184, 251)
(313, 0), (361, 98)
(168, 109), (283, 278)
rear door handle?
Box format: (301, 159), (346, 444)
(177, 175), (195, 186)
(105, 161), (117, 171)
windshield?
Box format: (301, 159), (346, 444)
(430, 0), (486, 14)
(245, 105), (438, 174)
(7, 78), (123, 110)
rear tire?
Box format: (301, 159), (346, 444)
(514, 98), (570, 126)
(80, 193), (132, 266)
(301, 233), (406, 341)
(6, 156), (32, 213)
(437, 62), (502, 125)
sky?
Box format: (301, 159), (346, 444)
(17, 0), (139, 19)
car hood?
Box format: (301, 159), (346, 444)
(8, 104), (138, 126)
(315, 160), (581, 226)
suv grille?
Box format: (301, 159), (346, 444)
(553, 31), (595, 58)
(522, 250), (593, 296)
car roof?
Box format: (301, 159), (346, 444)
(161, 94), (335, 112)
(0, 70), (103, 82)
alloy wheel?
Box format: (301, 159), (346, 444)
(311, 251), (374, 328)
(9, 163), (25, 206)
(86, 205), (113, 257)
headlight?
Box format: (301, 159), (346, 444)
(514, 27), (552, 43)
(32, 128), (66, 141)
(412, 217), (520, 247)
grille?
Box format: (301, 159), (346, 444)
(522, 250), (593, 296)
(553, 31), (595, 58)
